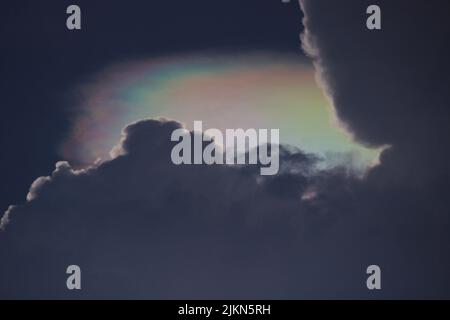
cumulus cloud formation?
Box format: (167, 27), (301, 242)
(0, 119), (364, 299)
(2, 117), (450, 299)
(299, 0), (450, 184)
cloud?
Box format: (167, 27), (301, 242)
(2, 114), (450, 298)
(299, 0), (450, 184)
(295, 0), (450, 296)
(0, 119), (362, 298)
(2, 1), (450, 299)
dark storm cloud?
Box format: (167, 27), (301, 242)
(2, 118), (449, 299)
(296, 0), (450, 297)
(0, 119), (361, 299)
(299, 0), (450, 184)
(0, 0), (302, 233)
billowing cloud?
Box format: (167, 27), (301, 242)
(0, 118), (364, 299)
(2, 117), (450, 298)
(299, 0), (450, 184)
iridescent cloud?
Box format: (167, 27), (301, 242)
(61, 52), (380, 171)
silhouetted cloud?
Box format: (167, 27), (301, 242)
(299, 0), (450, 185)
(0, 119), (360, 298)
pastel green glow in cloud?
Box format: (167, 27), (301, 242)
(62, 53), (380, 171)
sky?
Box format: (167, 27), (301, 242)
(1, 0), (450, 299)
